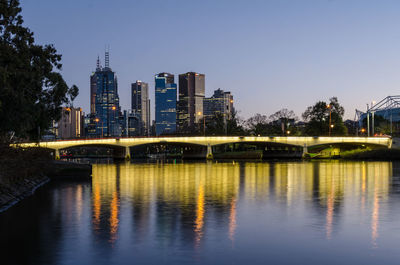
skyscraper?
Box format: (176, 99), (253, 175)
(58, 107), (84, 139)
(177, 72), (205, 133)
(90, 65), (97, 114)
(203, 88), (234, 123)
(131, 80), (150, 136)
(89, 51), (121, 137)
(155, 73), (177, 135)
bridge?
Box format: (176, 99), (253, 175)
(17, 136), (392, 159)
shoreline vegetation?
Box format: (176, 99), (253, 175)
(0, 146), (91, 213)
(304, 147), (400, 160)
(338, 148), (400, 160)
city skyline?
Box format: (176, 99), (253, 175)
(20, 0), (400, 120)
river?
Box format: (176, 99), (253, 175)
(1, 160), (400, 265)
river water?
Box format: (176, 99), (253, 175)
(1, 160), (400, 265)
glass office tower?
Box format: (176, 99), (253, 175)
(203, 88), (234, 123)
(155, 73), (177, 135)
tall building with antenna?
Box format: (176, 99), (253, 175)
(88, 50), (121, 137)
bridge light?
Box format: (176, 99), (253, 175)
(286, 130), (291, 135)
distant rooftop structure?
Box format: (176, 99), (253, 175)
(368, 96), (400, 112)
(356, 95), (400, 125)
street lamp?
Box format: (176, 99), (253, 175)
(95, 118), (103, 138)
(327, 104), (332, 136)
(198, 111), (205, 136)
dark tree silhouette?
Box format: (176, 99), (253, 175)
(302, 97), (346, 136)
(0, 0), (78, 142)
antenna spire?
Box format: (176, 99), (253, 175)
(105, 46), (110, 69)
(96, 55), (101, 71)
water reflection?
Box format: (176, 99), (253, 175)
(194, 182), (204, 247)
(228, 197), (237, 243)
(1, 161), (400, 265)
(88, 161), (393, 249)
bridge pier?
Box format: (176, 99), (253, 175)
(55, 149), (60, 160)
(206, 144), (213, 159)
(302, 144), (308, 158)
(125, 146), (131, 161)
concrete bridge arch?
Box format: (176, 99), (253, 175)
(17, 136), (392, 160)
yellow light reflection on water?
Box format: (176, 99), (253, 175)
(229, 197), (237, 243)
(371, 183), (379, 248)
(93, 183), (101, 230)
(89, 161), (392, 247)
(109, 191), (120, 243)
(194, 183), (205, 246)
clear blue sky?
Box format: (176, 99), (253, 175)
(20, 0), (400, 120)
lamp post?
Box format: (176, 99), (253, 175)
(390, 109), (393, 136)
(107, 106), (117, 137)
(198, 111), (205, 136)
(95, 118), (103, 138)
(327, 104), (332, 136)
(371, 111), (375, 136)
(370, 101), (376, 137)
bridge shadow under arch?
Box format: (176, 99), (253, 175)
(59, 144), (126, 159)
(211, 141), (303, 159)
(129, 142), (207, 160)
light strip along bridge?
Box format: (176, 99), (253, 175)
(17, 136), (392, 159)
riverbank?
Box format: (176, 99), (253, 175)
(304, 147), (400, 160)
(0, 146), (91, 212)
(340, 148), (400, 160)
(0, 174), (50, 212)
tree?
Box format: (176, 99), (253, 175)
(0, 0), (78, 142)
(269, 108), (297, 122)
(206, 111), (246, 136)
(269, 108), (298, 135)
(246, 113), (270, 135)
(302, 97), (346, 136)
(245, 109), (299, 136)
(205, 114), (226, 135)
(226, 110), (246, 135)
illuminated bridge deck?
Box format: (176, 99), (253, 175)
(18, 136), (392, 159)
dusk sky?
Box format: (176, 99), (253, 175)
(21, 0), (400, 120)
